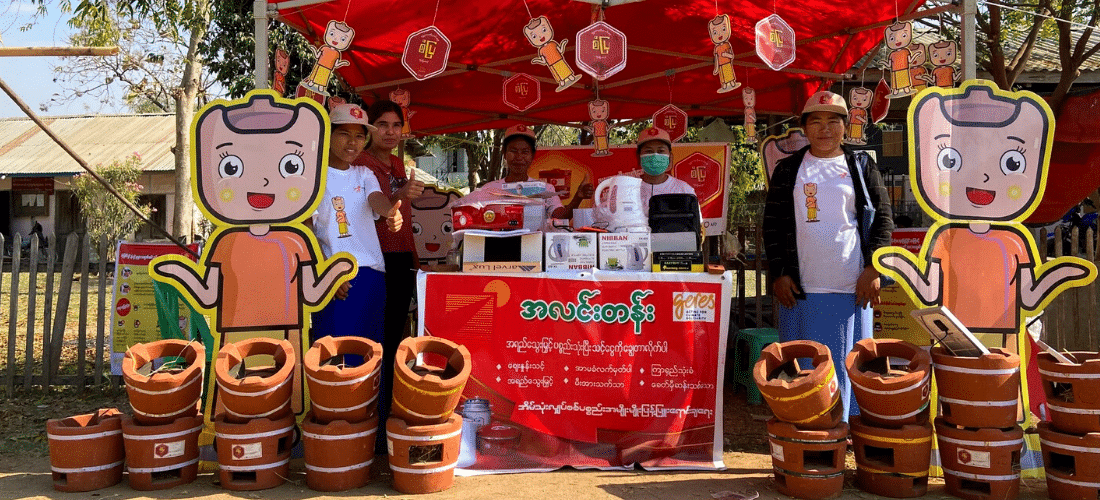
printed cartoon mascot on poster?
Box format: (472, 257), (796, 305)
(150, 90), (356, 463)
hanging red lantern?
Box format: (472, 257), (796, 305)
(502, 73), (542, 112)
(575, 21), (627, 81)
(402, 26), (451, 81)
(653, 104), (688, 143)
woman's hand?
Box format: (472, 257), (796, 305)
(386, 200), (403, 232)
(856, 266), (882, 308)
(772, 275), (800, 309)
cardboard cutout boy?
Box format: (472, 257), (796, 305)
(524, 16), (582, 92)
(928, 40), (961, 88)
(586, 99), (612, 157)
(884, 21), (917, 98)
(743, 87), (758, 143)
(846, 87), (873, 145)
(273, 48), (290, 96)
(709, 14), (741, 93)
(389, 89), (416, 139)
(301, 20), (355, 95)
(908, 43), (929, 93)
(874, 81), (1095, 336)
(151, 91), (356, 415)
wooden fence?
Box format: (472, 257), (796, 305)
(1035, 225), (1098, 351)
(1, 232), (113, 395)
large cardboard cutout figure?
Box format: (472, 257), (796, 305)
(874, 81), (1095, 335)
(411, 185), (462, 266)
(151, 91), (356, 419)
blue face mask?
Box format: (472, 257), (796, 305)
(640, 153), (670, 176)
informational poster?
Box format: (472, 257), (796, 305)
(418, 271), (731, 474)
(531, 144), (730, 234)
(873, 228), (928, 345)
(109, 241), (201, 374)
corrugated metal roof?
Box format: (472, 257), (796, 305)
(0, 113), (176, 176)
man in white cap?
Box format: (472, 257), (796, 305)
(762, 91), (894, 421)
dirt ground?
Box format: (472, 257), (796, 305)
(0, 386), (1054, 500)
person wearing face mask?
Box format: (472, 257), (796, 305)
(474, 124), (593, 220)
(635, 127), (697, 218)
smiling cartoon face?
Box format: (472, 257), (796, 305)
(324, 20), (355, 50)
(411, 188), (459, 260)
(588, 100), (609, 120)
(389, 89), (411, 107)
(743, 88), (756, 107)
(885, 22), (912, 50)
(275, 49), (290, 73)
(523, 16), (554, 48)
(912, 83), (1053, 221)
(850, 88), (873, 109)
(709, 14), (731, 45)
(194, 94), (327, 225)
(930, 41), (957, 66)
(909, 43), (927, 66)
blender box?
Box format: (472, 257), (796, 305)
(598, 232), (651, 272)
(462, 231), (544, 273)
(544, 233), (598, 271)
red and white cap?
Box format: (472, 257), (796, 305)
(636, 126), (673, 152)
(329, 103), (377, 131)
(801, 91), (848, 117)
(502, 124), (538, 150)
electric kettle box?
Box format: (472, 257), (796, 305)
(652, 251), (704, 272)
(598, 232), (652, 272)
(544, 233), (598, 271)
(462, 231), (544, 273)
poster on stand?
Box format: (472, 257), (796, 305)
(109, 241), (201, 374)
(418, 271), (731, 473)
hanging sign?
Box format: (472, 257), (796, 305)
(755, 14), (796, 71)
(524, 16), (582, 92)
(708, 14), (740, 93)
(502, 73), (542, 112)
(586, 99), (612, 157)
(402, 25), (452, 81)
(673, 152), (724, 211)
(574, 21), (627, 81)
(272, 48), (290, 96)
(653, 104), (688, 143)
(301, 20), (355, 96)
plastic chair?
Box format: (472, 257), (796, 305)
(732, 327), (779, 405)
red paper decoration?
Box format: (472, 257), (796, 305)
(755, 14), (796, 71)
(674, 152), (723, 209)
(402, 26), (451, 81)
(872, 78), (891, 123)
(653, 104), (688, 143)
(502, 73), (542, 112)
(575, 21), (627, 81)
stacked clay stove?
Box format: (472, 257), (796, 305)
(301, 336), (383, 492)
(1036, 350), (1100, 500)
(119, 339), (206, 491)
(387, 336), (472, 495)
(213, 337), (298, 491)
(753, 340), (848, 500)
(845, 339), (934, 498)
(931, 346), (1023, 500)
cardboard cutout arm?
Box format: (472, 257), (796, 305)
(1019, 258), (1096, 310)
(335, 59), (350, 69)
(151, 258), (220, 309)
(875, 248), (942, 305)
(531, 56), (547, 66)
(301, 256), (356, 306)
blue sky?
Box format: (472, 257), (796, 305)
(0, 1), (126, 118)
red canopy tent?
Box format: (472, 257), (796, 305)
(269, 0), (936, 135)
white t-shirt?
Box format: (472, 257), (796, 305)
(793, 153), (862, 294)
(640, 176), (696, 217)
(312, 166), (385, 272)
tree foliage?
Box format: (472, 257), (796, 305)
(69, 153), (153, 244)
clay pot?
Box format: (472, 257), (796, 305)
(391, 336), (472, 426)
(845, 338), (931, 428)
(387, 414), (463, 494)
(215, 337), (295, 424)
(213, 413), (296, 491)
(121, 414), (203, 490)
(931, 346), (1020, 429)
(1037, 421), (1100, 500)
(301, 411), (379, 492)
(753, 340), (843, 429)
(934, 417), (1022, 500)
(850, 416), (933, 498)
(766, 418), (848, 500)
(122, 339), (205, 426)
(303, 336), (382, 424)
(1038, 351), (1100, 434)
(46, 408), (124, 492)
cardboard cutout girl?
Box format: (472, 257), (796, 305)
(151, 91), (356, 417)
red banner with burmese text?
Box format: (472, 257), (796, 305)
(417, 271), (731, 474)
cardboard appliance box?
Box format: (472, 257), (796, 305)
(652, 251), (704, 272)
(461, 232), (543, 273)
(544, 233), (598, 271)
(597, 232), (651, 271)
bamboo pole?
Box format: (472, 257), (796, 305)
(49, 234), (80, 385)
(42, 242), (56, 388)
(4, 234), (17, 396)
(95, 236), (108, 387)
(0, 47), (118, 57)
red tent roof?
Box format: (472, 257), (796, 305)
(272, 0), (929, 135)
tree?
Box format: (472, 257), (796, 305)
(69, 153), (153, 250)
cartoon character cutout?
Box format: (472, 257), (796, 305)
(411, 186), (461, 266)
(846, 87), (873, 146)
(884, 21), (917, 98)
(273, 48), (290, 96)
(928, 40), (961, 88)
(150, 91), (356, 417)
(804, 183), (819, 222)
(524, 16), (581, 92)
(709, 14), (741, 94)
(743, 88), (758, 143)
(761, 127), (809, 183)
(874, 81), (1096, 339)
(301, 20), (355, 96)
(389, 89), (416, 139)
(332, 196), (350, 237)
(586, 99), (612, 157)
(908, 43), (929, 92)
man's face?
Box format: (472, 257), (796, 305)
(803, 112), (846, 155)
(371, 111), (403, 151)
(329, 124), (369, 166)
